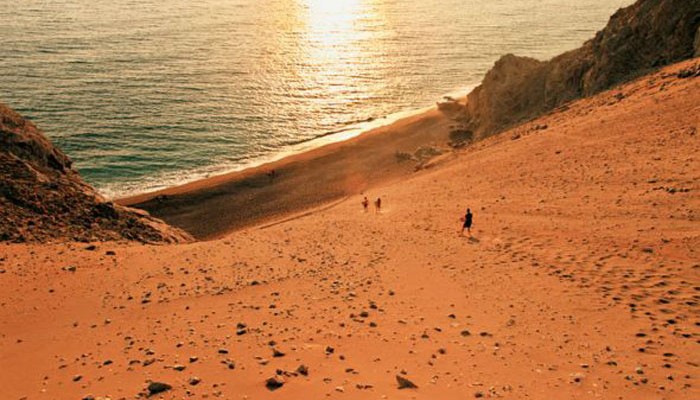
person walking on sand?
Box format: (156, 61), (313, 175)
(362, 196), (369, 212)
(375, 197), (382, 213)
(460, 208), (473, 236)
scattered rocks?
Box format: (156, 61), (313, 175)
(189, 376), (201, 386)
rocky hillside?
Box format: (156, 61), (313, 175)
(0, 103), (192, 243)
(464, 0), (700, 137)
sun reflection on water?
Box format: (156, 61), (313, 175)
(299, 0), (385, 109)
(0, 0), (634, 197)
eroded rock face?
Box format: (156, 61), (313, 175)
(466, 0), (700, 136)
(0, 102), (192, 243)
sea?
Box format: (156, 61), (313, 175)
(0, 0), (633, 198)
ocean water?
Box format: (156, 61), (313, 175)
(0, 0), (632, 198)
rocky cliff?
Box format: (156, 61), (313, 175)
(465, 0), (700, 137)
(0, 103), (192, 243)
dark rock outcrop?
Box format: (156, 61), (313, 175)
(465, 0), (700, 136)
(0, 102), (192, 243)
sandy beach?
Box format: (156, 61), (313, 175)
(1, 58), (698, 400)
(118, 105), (462, 239)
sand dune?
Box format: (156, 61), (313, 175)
(1, 60), (698, 399)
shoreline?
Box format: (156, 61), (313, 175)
(115, 103), (433, 203)
(3, 58), (699, 399)
(118, 102), (464, 239)
(105, 87), (475, 201)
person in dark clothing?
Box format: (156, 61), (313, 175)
(460, 208), (473, 236)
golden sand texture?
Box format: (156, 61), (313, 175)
(0, 59), (698, 399)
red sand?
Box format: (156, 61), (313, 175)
(1, 60), (698, 400)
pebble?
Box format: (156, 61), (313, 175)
(296, 364), (309, 376)
(396, 374), (418, 389)
(570, 373), (585, 383)
(147, 382), (172, 395)
(265, 376), (285, 391)
(272, 348), (286, 358)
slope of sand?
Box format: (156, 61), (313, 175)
(1, 60), (698, 400)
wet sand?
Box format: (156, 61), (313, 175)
(119, 107), (460, 239)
